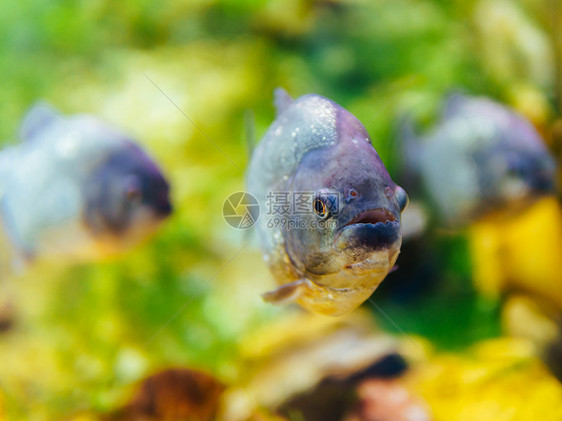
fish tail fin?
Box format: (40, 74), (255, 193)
(274, 88), (293, 117)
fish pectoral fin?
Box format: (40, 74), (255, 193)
(261, 279), (307, 305)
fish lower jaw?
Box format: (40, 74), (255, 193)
(296, 281), (379, 316)
(343, 245), (400, 274)
(307, 256), (393, 293)
(344, 258), (389, 275)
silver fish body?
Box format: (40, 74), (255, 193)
(0, 103), (172, 264)
(248, 89), (408, 316)
(402, 93), (556, 228)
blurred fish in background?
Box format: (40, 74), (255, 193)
(0, 102), (172, 272)
(456, 1), (562, 381)
(400, 93), (556, 231)
(394, 85), (562, 385)
(380, 92), (557, 309)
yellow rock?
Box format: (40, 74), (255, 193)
(502, 295), (558, 345)
(469, 196), (562, 308)
(406, 337), (562, 421)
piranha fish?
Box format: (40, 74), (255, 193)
(401, 93), (556, 228)
(0, 102), (172, 267)
(247, 89), (408, 316)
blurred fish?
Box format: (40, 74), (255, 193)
(248, 89), (408, 316)
(401, 93), (556, 229)
(0, 102), (172, 267)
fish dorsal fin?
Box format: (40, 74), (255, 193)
(274, 88), (293, 117)
(442, 92), (470, 119)
(18, 102), (62, 142)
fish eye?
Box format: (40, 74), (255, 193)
(349, 189), (358, 198)
(123, 175), (142, 203)
(313, 198), (329, 219)
(395, 187), (409, 212)
(506, 163), (525, 178)
(126, 186), (141, 202)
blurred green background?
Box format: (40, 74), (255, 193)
(0, 0), (560, 418)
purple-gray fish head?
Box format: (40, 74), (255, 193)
(83, 140), (172, 250)
(284, 109), (407, 286)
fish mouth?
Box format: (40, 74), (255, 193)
(154, 200), (173, 218)
(343, 208), (396, 227)
(334, 208), (400, 256)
